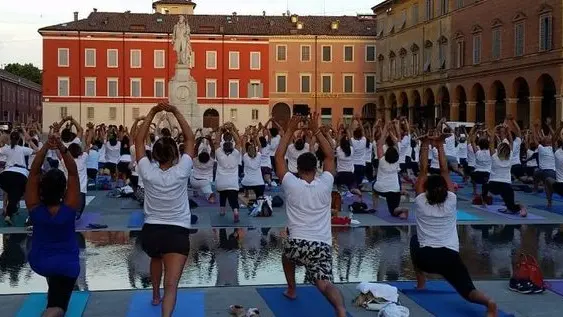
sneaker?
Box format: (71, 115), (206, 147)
(509, 278), (534, 294)
(270, 181), (278, 187)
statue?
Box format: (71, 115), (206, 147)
(172, 15), (192, 67)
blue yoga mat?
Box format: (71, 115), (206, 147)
(388, 281), (514, 317)
(17, 291), (89, 317)
(126, 290), (204, 317)
(457, 210), (482, 221)
(257, 286), (352, 317)
(531, 204), (563, 215)
(127, 210), (144, 228)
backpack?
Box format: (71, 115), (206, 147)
(349, 202), (369, 213)
(249, 196), (273, 217)
(272, 196), (284, 208)
(513, 253), (545, 292)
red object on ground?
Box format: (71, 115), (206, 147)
(331, 216), (351, 225)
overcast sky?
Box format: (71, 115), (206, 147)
(0, 0), (383, 68)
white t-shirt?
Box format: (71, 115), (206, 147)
(259, 147), (272, 168)
(336, 147), (354, 173)
(444, 135), (456, 157)
(457, 142), (468, 159)
(269, 135), (281, 156)
(555, 149), (563, 183)
(192, 157), (215, 181)
(430, 148), (440, 169)
(286, 143), (310, 173)
(538, 145), (556, 171)
(365, 142), (373, 162)
(474, 149), (492, 173)
(350, 137), (367, 166)
(242, 153), (264, 187)
(104, 141), (121, 164)
(408, 142), (420, 163)
(137, 154), (193, 229)
(76, 153), (89, 193)
(415, 191), (459, 252)
(0, 145), (33, 170)
(63, 137), (81, 149)
(489, 153), (512, 184)
(86, 149), (100, 170)
(467, 144), (476, 167)
(282, 172), (333, 244)
(98, 145), (107, 163)
(215, 148), (241, 191)
(398, 135), (411, 164)
(526, 149), (538, 167)
(511, 137), (522, 165)
(373, 157), (400, 193)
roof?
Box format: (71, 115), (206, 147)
(152, 0), (196, 9)
(0, 69), (41, 91)
(38, 12), (377, 37)
(371, 0), (394, 12)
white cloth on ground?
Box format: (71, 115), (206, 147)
(356, 282), (399, 303)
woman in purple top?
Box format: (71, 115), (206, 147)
(25, 133), (81, 317)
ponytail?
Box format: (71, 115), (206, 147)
(10, 131), (19, 149)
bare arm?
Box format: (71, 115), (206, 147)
(135, 105), (162, 163)
(274, 117), (301, 182)
(436, 137), (455, 192)
(170, 105), (195, 158)
(25, 140), (50, 211)
(415, 137), (430, 195)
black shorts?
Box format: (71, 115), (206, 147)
(471, 171), (490, 185)
(429, 168), (441, 175)
(46, 275), (77, 312)
(105, 162), (117, 175)
(553, 182), (563, 196)
(141, 223), (191, 258)
(87, 168), (98, 180)
(525, 166), (537, 177)
(464, 165), (475, 176)
(410, 235), (475, 300)
(511, 164), (524, 178)
(117, 161), (130, 175)
(335, 172), (357, 190)
(373, 190), (401, 215)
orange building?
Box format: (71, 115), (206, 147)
(39, 1), (377, 130)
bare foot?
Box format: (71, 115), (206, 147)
(336, 308), (347, 317)
(399, 211), (408, 220)
(208, 193), (216, 204)
(520, 206), (528, 218)
(283, 289), (297, 300)
(151, 294), (161, 306)
(415, 271), (426, 290)
(547, 201), (552, 209)
(486, 300), (498, 317)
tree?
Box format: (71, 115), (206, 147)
(3, 63), (42, 85)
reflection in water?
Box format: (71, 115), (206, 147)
(1, 225), (563, 294)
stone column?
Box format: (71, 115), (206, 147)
(384, 107), (392, 121)
(450, 102), (460, 121)
(557, 96), (563, 124)
(408, 105), (415, 122)
(529, 96), (543, 127)
(466, 101), (477, 122)
(486, 100), (496, 127)
(505, 98), (518, 118)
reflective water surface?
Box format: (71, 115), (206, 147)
(1, 225), (563, 294)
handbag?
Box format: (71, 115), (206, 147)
(513, 253), (545, 290)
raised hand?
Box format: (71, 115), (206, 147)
(287, 115), (302, 132)
(309, 112), (320, 132)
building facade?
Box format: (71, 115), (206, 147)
(39, 1), (377, 131)
(0, 69), (42, 124)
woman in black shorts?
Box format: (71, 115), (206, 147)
(413, 133), (497, 316)
(135, 102), (195, 316)
(335, 133), (362, 197)
(470, 130), (493, 202)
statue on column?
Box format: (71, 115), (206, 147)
(172, 15), (192, 67)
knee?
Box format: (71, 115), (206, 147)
(315, 279), (331, 292)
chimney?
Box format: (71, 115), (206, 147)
(262, 10), (266, 17)
(165, 9), (169, 14)
(93, 8), (97, 13)
(73, 12), (78, 21)
(232, 11), (237, 16)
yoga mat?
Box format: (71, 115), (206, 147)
(547, 280), (563, 297)
(121, 198), (142, 209)
(473, 205), (545, 220)
(257, 286), (352, 317)
(126, 290), (204, 317)
(455, 192), (504, 204)
(530, 204), (563, 215)
(373, 209), (416, 224)
(127, 210), (145, 228)
(190, 195), (218, 208)
(210, 211), (251, 227)
(0, 211), (28, 227)
(85, 196), (95, 205)
(388, 281), (514, 317)
(75, 212), (101, 230)
(457, 210), (482, 221)
(16, 291), (89, 317)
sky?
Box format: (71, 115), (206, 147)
(0, 0), (384, 68)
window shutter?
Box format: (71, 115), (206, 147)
(540, 17), (546, 51)
(258, 83), (264, 98)
(547, 16), (553, 50)
(247, 83), (252, 98)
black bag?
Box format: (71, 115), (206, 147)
(272, 196), (284, 208)
(348, 202), (370, 213)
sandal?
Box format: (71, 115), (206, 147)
(234, 212), (240, 223)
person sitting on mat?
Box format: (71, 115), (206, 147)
(274, 113), (347, 317)
(545, 122), (563, 207)
(412, 132), (498, 317)
(26, 133), (81, 317)
(135, 102), (195, 317)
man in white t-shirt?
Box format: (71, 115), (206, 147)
(274, 114), (346, 317)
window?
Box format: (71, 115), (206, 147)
(58, 77), (69, 96)
(343, 107), (354, 124)
(344, 46), (354, 62)
(109, 107), (117, 120)
(132, 107), (140, 120)
(425, 0), (433, 20)
(322, 46), (332, 62)
(301, 45), (311, 62)
(107, 78), (118, 97)
(130, 49), (141, 68)
(230, 108), (238, 121)
(229, 51), (240, 69)
(492, 28), (501, 60)
(206, 79), (217, 98)
(472, 34), (482, 64)
(438, 43), (446, 69)
(251, 109), (259, 121)
(248, 81), (263, 98)
(321, 74), (332, 93)
(154, 50), (165, 68)
(400, 56), (406, 76)
(85, 49), (96, 67)
(300, 74), (311, 93)
(440, 0), (448, 15)
(130, 78), (141, 97)
(321, 108), (332, 125)
(250, 52), (261, 70)
(87, 107), (94, 120)
(228, 80), (239, 98)
(514, 23), (525, 57)
(456, 0), (464, 9)
(378, 60), (384, 81)
(58, 48), (69, 67)
(413, 52), (420, 75)
(206, 51), (217, 69)
(366, 46), (376, 62)
(389, 58), (396, 79)
(276, 75), (287, 93)
(107, 49), (118, 68)
(366, 75), (376, 93)
(276, 45), (287, 61)
(59, 107), (68, 119)
(343, 75), (354, 93)
(154, 79), (165, 97)
(539, 14), (553, 51)
(85, 78), (96, 97)
(455, 41), (464, 68)
(412, 4), (419, 25)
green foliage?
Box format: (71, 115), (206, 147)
(3, 63), (42, 85)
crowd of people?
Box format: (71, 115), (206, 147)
(5, 102), (563, 316)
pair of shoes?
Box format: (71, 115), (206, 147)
(509, 278), (544, 294)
